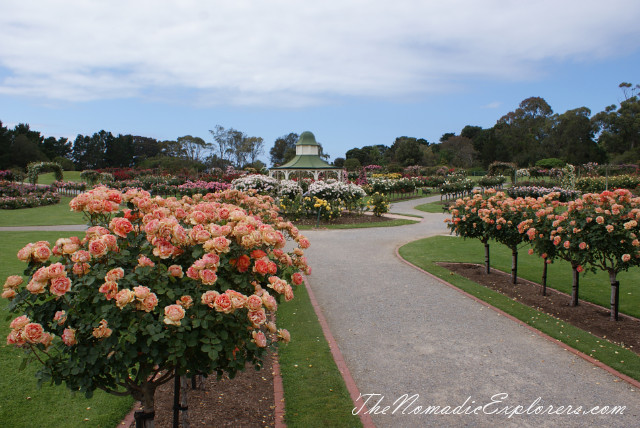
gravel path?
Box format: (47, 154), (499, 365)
(303, 196), (639, 427)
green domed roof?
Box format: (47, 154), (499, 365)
(297, 131), (319, 146)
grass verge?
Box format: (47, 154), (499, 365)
(414, 200), (448, 213)
(0, 232), (133, 428)
(0, 197), (86, 227)
(399, 235), (640, 383)
(277, 282), (362, 427)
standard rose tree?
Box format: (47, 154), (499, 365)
(3, 186), (311, 427)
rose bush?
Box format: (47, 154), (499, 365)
(3, 186), (310, 426)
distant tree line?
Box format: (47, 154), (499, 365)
(0, 123), (269, 173)
(343, 82), (640, 170)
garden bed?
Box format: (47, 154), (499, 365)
(439, 262), (640, 353)
(127, 357), (276, 427)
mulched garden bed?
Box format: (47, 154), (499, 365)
(438, 262), (640, 353)
(127, 355), (276, 427)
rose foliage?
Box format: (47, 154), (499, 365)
(3, 186), (310, 414)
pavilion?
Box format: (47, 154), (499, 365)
(269, 131), (343, 181)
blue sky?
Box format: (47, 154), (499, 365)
(1, 1), (640, 165)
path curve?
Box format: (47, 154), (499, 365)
(303, 196), (639, 427)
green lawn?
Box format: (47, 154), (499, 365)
(0, 197), (86, 227)
(277, 284), (362, 427)
(414, 200), (448, 213)
(399, 235), (640, 382)
(0, 232), (134, 428)
(36, 171), (84, 185)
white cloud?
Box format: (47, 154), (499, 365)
(1, 0), (639, 105)
(482, 101), (501, 109)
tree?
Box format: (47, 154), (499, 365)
(269, 133), (298, 166)
(494, 97), (554, 166)
(439, 132), (455, 143)
(105, 134), (135, 168)
(131, 136), (163, 165)
(438, 136), (478, 168)
(390, 137), (426, 166)
(333, 157), (345, 168)
(592, 82), (640, 155)
(210, 126), (244, 166)
(244, 136), (265, 166)
(72, 131), (113, 170)
(40, 136), (72, 161)
(177, 135), (211, 163)
(548, 107), (605, 165)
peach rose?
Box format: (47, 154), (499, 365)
(133, 285), (151, 300)
(22, 322), (45, 343)
(32, 244), (52, 263)
(115, 289), (135, 309)
(47, 262), (66, 278)
(291, 272), (304, 286)
(234, 255), (251, 273)
(73, 262), (91, 276)
(71, 250), (91, 263)
(4, 275), (24, 289)
(252, 330), (267, 348)
(177, 295), (193, 309)
(201, 290), (219, 308)
(248, 309), (266, 327)
(26, 280), (47, 294)
(253, 258), (270, 275)
(622, 254), (632, 262)
(17, 243), (35, 262)
(261, 292), (277, 312)
(92, 319), (112, 338)
(10, 315), (30, 330)
(105, 268), (125, 282)
(199, 269), (218, 285)
(245, 294), (263, 311)
(99, 281), (119, 300)
(277, 328), (291, 343)
(50, 276), (72, 297)
(2, 289), (16, 299)
(226, 290), (248, 309)
(168, 265), (184, 278)
(138, 293), (158, 312)
(163, 304), (185, 326)
(62, 328), (77, 346)
(54, 310), (67, 325)
(137, 255), (155, 268)
(214, 293), (234, 313)
(88, 239), (108, 258)
(109, 217), (133, 238)
(32, 266), (50, 283)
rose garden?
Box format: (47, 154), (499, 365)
(2, 160), (640, 426)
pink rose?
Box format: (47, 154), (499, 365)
(72, 262), (91, 276)
(138, 293), (158, 312)
(622, 254), (631, 262)
(277, 328), (291, 343)
(2, 289), (16, 299)
(26, 280), (47, 294)
(71, 250), (91, 263)
(226, 290), (248, 309)
(137, 255), (155, 268)
(10, 315), (30, 330)
(88, 239), (108, 258)
(291, 272), (304, 286)
(186, 266), (199, 280)
(32, 266), (49, 283)
(248, 309), (266, 327)
(115, 289), (135, 309)
(109, 217), (133, 238)
(168, 265), (184, 278)
(261, 292), (277, 312)
(62, 328), (77, 346)
(54, 310), (67, 325)
(253, 258), (270, 275)
(22, 323), (45, 343)
(163, 304), (185, 326)
(17, 243), (35, 262)
(32, 244), (52, 263)
(201, 290), (219, 308)
(133, 285), (151, 300)
(245, 294), (263, 311)
(99, 281), (119, 300)
(252, 330), (267, 348)
(214, 293), (234, 313)
(105, 267), (125, 282)
(4, 275), (23, 289)
(50, 276), (72, 297)
(47, 262), (66, 278)
(177, 295), (193, 309)
(92, 319), (112, 339)
(199, 269), (218, 285)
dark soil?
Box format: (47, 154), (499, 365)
(438, 262), (640, 353)
(128, 355), (276, 427)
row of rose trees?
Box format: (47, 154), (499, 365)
(2, 186), (311, 428)
(447, 188), (640, 321)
